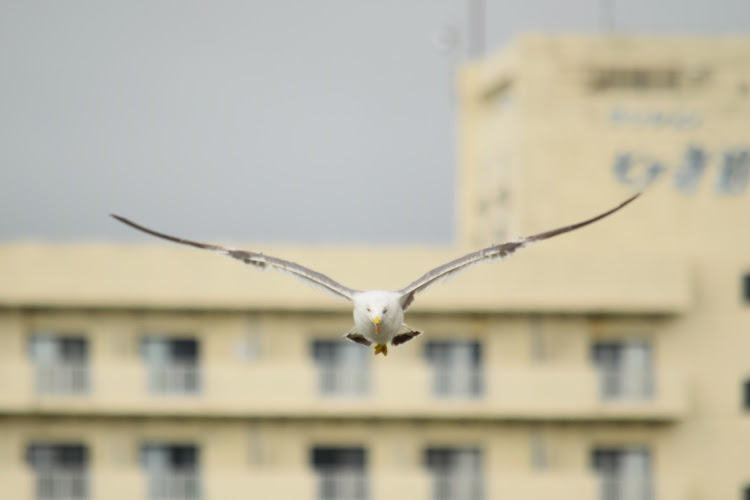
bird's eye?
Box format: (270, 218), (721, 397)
(366, 308), (371, 312)
(383, 308), (388, 314)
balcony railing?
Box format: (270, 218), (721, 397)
(599, 477), (653, 500)
(318, 470), (368, 500)
(148, 364), (200, 395)
(597, 367), (654, 401)
(0, 361), (685, 421)
(432, 368), (484, 398)
(432, 473), (484, 500)
(318, 368), (370, 396)
(35, 363), (89, 395)
(7, 467), (682, 500)
(147, 471), (201, 500)
(35, 471), (88, 500)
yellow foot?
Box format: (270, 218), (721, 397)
(374, 343), (388, 356)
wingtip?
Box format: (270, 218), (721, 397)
(622, 191), (643, 206)
(110, 214), (140, 230)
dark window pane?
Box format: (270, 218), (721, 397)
(425, 341), (481, 364)
(312, 340), (338, 363)
(170, 339), (198, 362)
(141, 337), (199, 363)
(591, 448), (622, 474)
(27, 443), (89, 468)
(29, 335), (88, 363)
(425, 447), (481, 471)
(311, 447), (366, 470)
(59, 338), (88, 362)
(170, 446), (198, 469)
(141, 444), (199, 470)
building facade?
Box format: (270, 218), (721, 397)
(1, 35), (749, 500)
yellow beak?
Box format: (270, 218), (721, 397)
(373, 316), (380, 333)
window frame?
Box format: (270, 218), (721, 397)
(424, 339), (484, 398)
(26, 442), (89, 500)
(28, 333), (90, 396)
(591, 339), (654, 401)
(424, 446), (484, 500)
(141, 335), (201, 396)
(311, 446), (368, 500)
(311, 339), (370, 397)
(141, 442), (201, 500)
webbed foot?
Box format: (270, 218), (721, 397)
(373, 343), (388, 356)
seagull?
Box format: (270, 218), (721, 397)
(111, 193), (639, 356)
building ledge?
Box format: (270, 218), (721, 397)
(0, 362), (687, 423)
(0, 244), (690, 314)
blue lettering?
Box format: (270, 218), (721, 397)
(612, 145), (749, 195)
(715, 149), (750, 195)
(612, 152), (666, 189)
(673, 145), (708, 195)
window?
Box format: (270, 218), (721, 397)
(743, 379), (750, 410)
(27, 443), (89, 500)
(312, 340), (370, 396)
(743, 273), (750, 303)
(311, 447), (368, 500)
(142, 337), (200, 395)
(425, 447), (483, 500)
(141, 443), (200, 500)
(529, 429), (549, 470)
(425, 340), (483, 397)
(592, 447), (653, 500)
(29, 335), (89, 395)
(744, 485), (750, 500)
(592, 341), (653, 400)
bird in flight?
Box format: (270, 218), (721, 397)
(112, 193), (639, 356)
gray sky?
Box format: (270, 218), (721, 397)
(2, 1), (749, 244)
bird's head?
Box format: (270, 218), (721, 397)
(355, 291), (400, 334)
(366, 304), (389, 333)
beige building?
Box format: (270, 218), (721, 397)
(1, 35), (749, 500)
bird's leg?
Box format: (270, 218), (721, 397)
(373, 343), (388, 356)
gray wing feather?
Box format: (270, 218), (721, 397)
(344, 328), (372, 347)
(110, 215), (359, 301)
(397, 193), (641, 311)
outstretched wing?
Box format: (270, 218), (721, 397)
(397, 193), (641, 311)
(111, 215), (359, 302)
